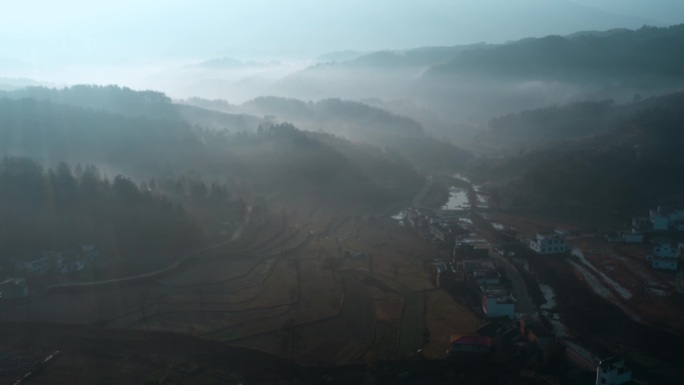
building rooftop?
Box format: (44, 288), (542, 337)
(481, 285), (516, 303)
(598, 356), (627, 369)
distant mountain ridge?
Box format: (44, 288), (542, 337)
(0, 85), (263, 132)
(275, 24), (684, 124)
(425, 24), (684, 80)
(189, 57), (282, 69)
(241, 96), (424, 139)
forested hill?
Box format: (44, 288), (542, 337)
(0, 157), (200, 268)
(0, 98), (205, 175)
(425, 24), (684, 81)
(277, 24), (684, 124)
(317, 44), (487, 68)
(0, 85), (176, 119)
(237, 96), (472, 171)
(468, 91), (684, 210)
(0, 97), (418, 205)
(241, 96), (424, 138)
(472, 92), (684, 154)
(0, 85), (263, 132)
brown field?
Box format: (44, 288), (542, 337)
(421, 290), (480, 359)
(1, 200), (482, 366)
(569, 237), (684, 332)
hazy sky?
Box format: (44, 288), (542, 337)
(1, 1), (682, 69)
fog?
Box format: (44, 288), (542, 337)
(3, 1), (684, 143)
(4, 2), (684, 383)
(1, 1), (679, 91)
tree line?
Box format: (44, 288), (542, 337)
(0, 157), (201, 273)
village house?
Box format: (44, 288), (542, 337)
(472, 268), (501, 286)
(652, 242), (680, 258)
(606, 229), (644, 243)
(405, 207), (435, 230)
(651, 258), (677, 271)
(430, 220), (460, 246)
(454, 259), (497, 286)
(0, 278), (29, 300)
(519, 317), (554, 349)
(649, 206), (684, 232)
(14, 252), (59, 275)
(604, 232), (623, 242)
(434, 261), (450, 288)
(481, 285), (516, 319)
(650, 208), (670, 231)
(646, 242), (680, 271)
(453, 241), (490, 261)
(631, 216), (651, 232)
(595, 357), (632, 385)
(529, 232), (569, 254)
(448, 335), (492, 354)
(56, 251), (87, 274)
(621, 229), (644, 243)
(14, 245), (99, 276)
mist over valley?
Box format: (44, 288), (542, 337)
(2, 2), (684, 384)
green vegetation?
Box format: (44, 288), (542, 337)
(427, 24), (684, 81)
(0, 96), (417, 205)
(242, 96), (425, 142)
(468, 91), (684, 211)
(0, 157), (200, 271)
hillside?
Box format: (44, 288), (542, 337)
(0, 157), (200, 272)
(425, 24), (684, 81)
(0, 85), (263, 132)
(0, 97), (420, 206)
(275, 24), (684, 126)
(468, 91), (684, 211)
(238, 96), (472, 171)
(241, 96), (424, 139)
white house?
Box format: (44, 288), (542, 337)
(621, 229), (643, 243)
(650, 208), (670, 231)
(595, 357), (631, 385)
(56, 252), (87, 274)
(82, 244), (98, 260)
(649, 206), (684, 231)
(530, 233), (569, 254)
(0, 278), (29, 299)
(653, 242), (679, 259)
(646, 242), (680, 270)
(15, 253), (58, 275)
(652, 258), (678, 271)
(481, 285), (515, 319)
(631, 216), (650, 231)
(15, 245), (98, 276)
(473, 268), (501, 286)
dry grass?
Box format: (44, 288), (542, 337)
(422, 290), (480, 359)
(3, 201), (484, 366)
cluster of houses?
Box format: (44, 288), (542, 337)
(608, 205), (684, 244)
(435, 241), (517, 320)
(447, 316), (554, 362)
(524, 206), (684, 271)
(606, 206), (684, 271)
(446, 316), (633, 385)
(0, 245), (99, 300)
(13, 245), (98, 276)
(404, 207), (469, 247)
